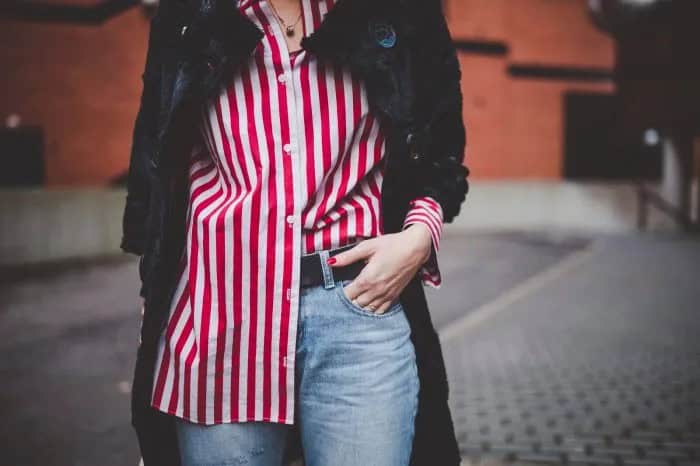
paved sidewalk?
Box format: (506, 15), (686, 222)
(437, 233), (700, 466)
(1, 232), (698, 466)
(0, 254), (144, 466)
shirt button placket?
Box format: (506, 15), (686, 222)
(282, 50), (303, 380)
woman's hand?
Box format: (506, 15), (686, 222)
(328, 224), (433, 314)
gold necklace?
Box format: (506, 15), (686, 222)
(267, 0), (302, 37)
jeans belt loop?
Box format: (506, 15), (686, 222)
(318, 250), (336, 289)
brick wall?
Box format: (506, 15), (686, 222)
(0, 8), (149, 187)
(448, 0), (615, 179)
(0, 0), (615, 185)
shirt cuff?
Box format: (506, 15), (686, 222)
(401, 196), (443, 289)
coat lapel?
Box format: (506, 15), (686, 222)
(167, 0), (415, 106)
(300, 0), (414, 69)
(301, 0), (420, 125)
(156, 0), (263, 159)
(157, 0), (416, 166)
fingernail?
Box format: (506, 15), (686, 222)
(327, 257), (336, 265)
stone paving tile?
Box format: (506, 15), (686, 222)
(427, 232), (588, 329)
(566, 454), (619, 465)
(442, 235), (700, 466)
(0, 256), (143, 466)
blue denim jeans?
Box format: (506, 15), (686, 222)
(174, 247), (420, 466)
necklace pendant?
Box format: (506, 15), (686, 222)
(285, 25), (295, 36)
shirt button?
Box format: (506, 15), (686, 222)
(283, 143), (296, 153)
(286, 215), (295, 224)
(277, 73), (287, 83)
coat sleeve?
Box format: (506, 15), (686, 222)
(407, 0), (469, 224)
(120, 13), (163, 256)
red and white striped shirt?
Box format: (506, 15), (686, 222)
(150, 0), (444, 425)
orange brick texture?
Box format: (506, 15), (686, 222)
(0, 0), (615, 185)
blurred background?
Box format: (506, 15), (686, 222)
(0, 0), (698, 465)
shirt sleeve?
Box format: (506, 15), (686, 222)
(401, 196), (443, 289)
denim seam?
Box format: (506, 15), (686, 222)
(410, 344), (420, 441)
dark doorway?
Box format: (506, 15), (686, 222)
(563, 92), (662, 181)
(0, 126), (45, 187)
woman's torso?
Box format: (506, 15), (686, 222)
(149, 0), (392, 425)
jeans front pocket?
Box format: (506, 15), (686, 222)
(335, 278), (404, 318)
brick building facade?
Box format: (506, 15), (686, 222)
(1, 0), (614, 186)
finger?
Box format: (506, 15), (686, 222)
(352, 288), (386, 310)
(373, 299), (394, 315)
(342, 273), (376, 301)
(327, 241), (373, 267)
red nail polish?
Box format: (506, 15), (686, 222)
(327, 257), (336, 265)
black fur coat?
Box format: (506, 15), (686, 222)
(121, 0), (469, 464)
